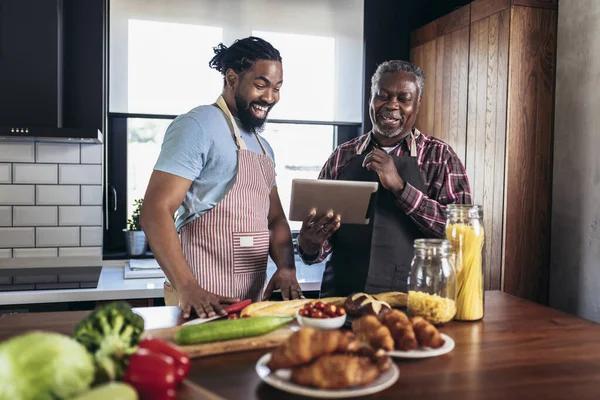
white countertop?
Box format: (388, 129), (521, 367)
(0, 258), (326, 306)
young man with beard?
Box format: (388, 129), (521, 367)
(140, 37), (302, 319)
(296, 60), (472, 297)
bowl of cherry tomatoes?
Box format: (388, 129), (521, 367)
(296, 301), (347, 330)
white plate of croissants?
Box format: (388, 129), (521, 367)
(256, 327), (400, 398)
(353, 310), (455, 359)
(345, 292), (455, 359)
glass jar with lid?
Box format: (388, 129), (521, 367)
(445, 204), (485, 321)
(407, 239), (457, 325)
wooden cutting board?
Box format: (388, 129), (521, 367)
(142, 324), (296, 359)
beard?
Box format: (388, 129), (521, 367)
(372, 108), (405, 138)
(374, 124), (403, 138)
(234, 94), (273, 134)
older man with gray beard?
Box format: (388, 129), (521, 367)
(296, 60), (472, 297)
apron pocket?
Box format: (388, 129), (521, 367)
(232, 231), (270, 274)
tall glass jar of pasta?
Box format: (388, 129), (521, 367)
(445, 204), (485, 321)
(407, 239), (457, 325)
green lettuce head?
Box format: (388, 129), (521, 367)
(0, 331), (95, 400)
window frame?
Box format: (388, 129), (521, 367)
(103, 112), (361, 259)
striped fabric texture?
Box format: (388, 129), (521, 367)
(180, 148), (275, 302)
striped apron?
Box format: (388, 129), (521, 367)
(171, 95), (275, 303)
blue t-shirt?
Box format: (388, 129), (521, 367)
(153, 104), (276, 231)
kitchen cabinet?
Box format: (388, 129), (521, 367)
(410, 0), (558, 303)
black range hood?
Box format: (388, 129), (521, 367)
(0, 0), (105, 144)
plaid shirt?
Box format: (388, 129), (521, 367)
(300, 128), (472, 264)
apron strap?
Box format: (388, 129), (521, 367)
(253, 132), (269, 155)
(410, 130), (419, 157)
(214, 95), (247, 150)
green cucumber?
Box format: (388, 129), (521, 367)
(174, 316), (293, 345)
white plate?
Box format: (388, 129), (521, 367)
(387, 333), (455, 359)
(255, 353), (400, 399)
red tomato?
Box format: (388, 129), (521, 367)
(138, 338), (191, 384)
(123, 348), (177, 400)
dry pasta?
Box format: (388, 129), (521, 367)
(446, 223), (485, 320)
(407, 290), (457, 324)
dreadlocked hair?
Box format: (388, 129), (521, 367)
(209, 36), (282, 85)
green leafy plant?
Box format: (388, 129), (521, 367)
(126, 199), (143, 231)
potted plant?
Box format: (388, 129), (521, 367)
(123, 198), (147, 257)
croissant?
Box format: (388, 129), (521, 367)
(380, 309), (410, 326)
(290, 355), (382, 389)
(355, 347), (392, 372)
(351, 315), (394, 351)
(267, 327), (360, 370)
(380, 310), (418, 351)
(411, 316), (445, 348)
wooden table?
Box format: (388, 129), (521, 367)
(2, 291), (600, 399)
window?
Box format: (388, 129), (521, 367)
(124, 20), (223, 114)
(126, 118), (172, 219)
(260, 124), (336, 231)
(252, 31), (336, 122)
(105, 0), (364, 257)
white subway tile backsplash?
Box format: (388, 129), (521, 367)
(1, 140), (105, 258)
(36, 143), (80, 163)
(59, 206), (102, 226)
(0, 164), (11, 183)
(13, 164), (58, 184)
(59, 247), (102, 257)
(36, 227), (79, 247)
(81, 226), (103, 246)
(0, 143), (34, 162)
(13, 206), (57, 226)
(0, 228), (35, 247)
(13, 248), (58, 258)
(81, 186), (103, 205)
(59, 165), (102, 184)
(0, 185), (34, 205)
(0, 206), (11, 226)
(80, 144), (102, 164)
(36, 185), (80, 205)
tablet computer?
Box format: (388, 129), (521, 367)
(288, 179), (379, 225)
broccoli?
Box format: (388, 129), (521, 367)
(73, 301), (145, 382)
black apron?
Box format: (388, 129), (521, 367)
(320, 137), (428, 297)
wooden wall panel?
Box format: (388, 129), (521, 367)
(512, 0), (558, 10)
(503, 6), (557, 304)
(434, 35), (445, 140)
(466, 9), (510, 291)
(472, 0), (511, 22)
(411, 41), (436, 136)
(410, 28), (469, 163)
(410, 0), (558, 303)
(456, 27), (470, 167)
(411, 5), (471, 47)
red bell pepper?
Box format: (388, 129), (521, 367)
(123, 348), (177, 400)
(138, 337), (191, 384)
(224, 299), (252, 314)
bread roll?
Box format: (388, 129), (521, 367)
(315, 297), (346, 308)
(358, 298), (391, 318)
(242, 299), (312, 317)
(373, 292), (408, 308)
(240, 301), (277, 317)
(344, 293), (375, 316)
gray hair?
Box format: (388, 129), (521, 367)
(370, 60), (425, 100)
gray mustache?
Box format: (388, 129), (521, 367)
(378, 110), (402, 120)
